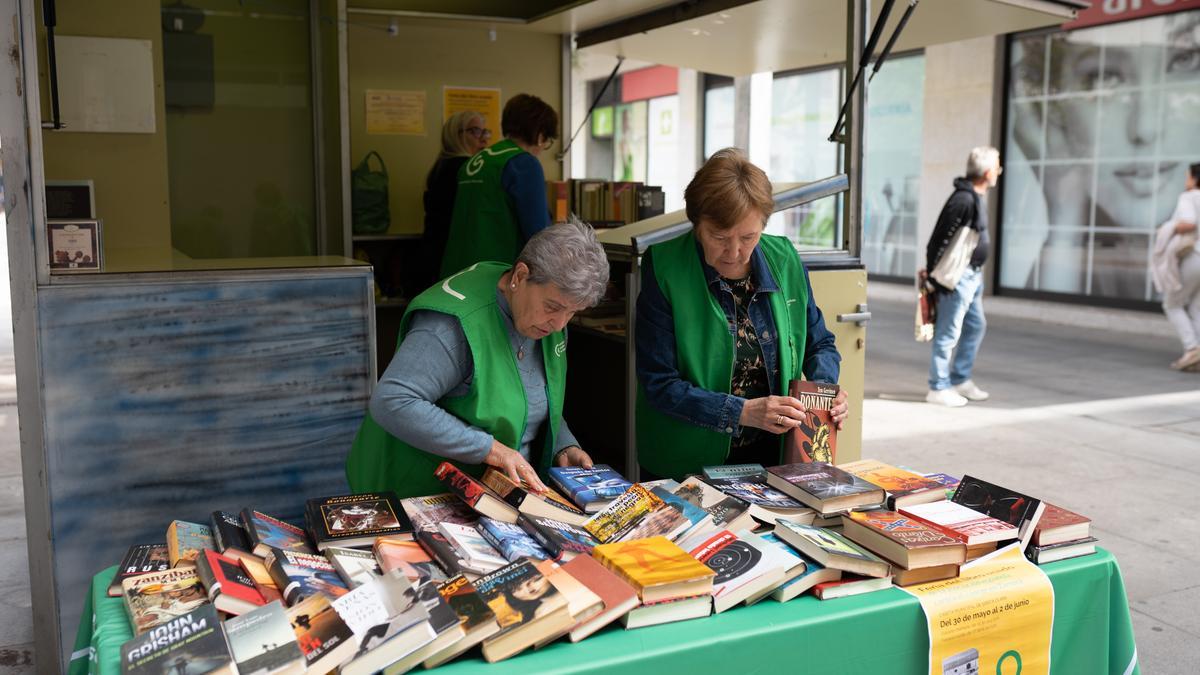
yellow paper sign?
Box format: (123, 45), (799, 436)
(902, 545), (1055, 675)
(365, 89), (426, 135)
(443, 86), (501, 134)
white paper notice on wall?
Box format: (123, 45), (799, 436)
(56, 36), (156, 134)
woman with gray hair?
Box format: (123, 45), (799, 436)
(347, 218), (610, 497)
(417, 110), (491, 289)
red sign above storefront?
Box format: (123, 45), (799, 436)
(621, 65), (679, 103)
(1064, 0), (1200, 29)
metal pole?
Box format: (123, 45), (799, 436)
(843, 0), (867, 255)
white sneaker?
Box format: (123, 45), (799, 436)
(954, 380), (990, 401)
(926, 389), (968, 407)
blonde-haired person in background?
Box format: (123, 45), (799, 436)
(634, 148), (846, 480)
(417, 110), (491, 290)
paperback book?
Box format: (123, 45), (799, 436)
(765, 462), (885, 514)
(107, 544), (170, 597)
(813, 574), (894, 600)
(381, 575), (467, 675)
(702, 475), (814, 525)
(416, 529), (478, 578)
(209, 511), (253, 554)
(223, 601), (305, 675)
(838, 459), (947, 509)
(374, 537), (449, 582)
(785, 380), (839, 463)
(583, 484), (689, 543)
(474, 559), (571, 662)
(324, 546), (383, 588)
(438, 521), (509, 573)
(265, 548), (350, 606)
(120, 604), (234, 675)
(686, 529), (791, 613)
(674, 477), (756, 533)
(478, 517), (552, 561)
(400, 492), (478, 533)
(547, 464), (633, 513)
(286, 593), (357, 674)
(559, 554), (639, 642)
(122, 568), (209, 635)
(899, 501), (1019, 546)
(1029, 537), (1098, 564)
(591, 536), (716, 603)
(165, 520), (214, 568)
(532, 560), (604, 646)
(241, 509), (314, 557)
(650, 483), (713, 540)
(195, 549), (269, 615)
(772, 520), (891, 578)
(305, 492), (414, 550)
(701, 464), (768, 481)
(952, 475), (1045, 551)
(1032, 503), (1092, 547)
(434, 462), (519, 523)
(741, 532), (809, 605)
(481, 468), (589, 526)
(517, 514), (599, 561)
(771, 551), (842, 602)
(331, 570), (435, 675)
(422, 574), (501, 668)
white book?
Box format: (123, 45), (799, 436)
(438, 522), (507, 573)
(685, 529), (792, 613)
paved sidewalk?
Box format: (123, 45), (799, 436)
(863, 284), (1200, 675)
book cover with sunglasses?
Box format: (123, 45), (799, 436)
(951, 475), (1046, 554)
(785, 380), (839, 464)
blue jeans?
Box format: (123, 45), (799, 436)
(928, 267), (986, 390)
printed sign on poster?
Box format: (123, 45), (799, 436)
(443, 86), (502, 135)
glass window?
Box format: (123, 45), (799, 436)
(1000, 9), (1200, 302)
(613, 101), (648, 182)
(703, 74), (734, 159)
(769, 69), (841, 184)
(163, 0), (317, 259)
(861, 53), (924, 277)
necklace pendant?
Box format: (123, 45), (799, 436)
(518, 346), (525, 360)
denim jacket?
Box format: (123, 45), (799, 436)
(635, 241), (841, 440)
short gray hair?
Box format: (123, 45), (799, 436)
(517, 217), (609, 307)
(965, 146), (1000, 180)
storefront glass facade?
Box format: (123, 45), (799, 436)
(1001, 9), (1200, 303)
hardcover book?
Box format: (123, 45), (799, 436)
(120, 605), (234, 675)
(812, 574), (894, 600)
(380, 576), (467, 674)
(532, 560), (604, 646)
(583, 484), (689, 543)
(165, 520), (214, 568)
(838, 459), (947, 509)
(474, 559), (571, 662)
(241, 509), (314, 557)
(765, 462), (886, 514)
(899, 501), (1019, 546)
(305, 492), (414, 550)
(209, 511), (253, 554)
(1032, 503), (1091, 547)
(890, 562), (960, 587)
(222, 551), (278, 597)
(478, 517), (552, 561)
(686, 529), (792, 613)
(841, 510), (967, 569)
(331, 570), (435, 675)
(785, 380), (839, 463)
(620, 595), (713, 629)
(416, 529), (477, 578)
(374, 537), (449, 582)
(560, 554), (639, 642)
(122, 568), (208, 635)
(107, 544), (170, 597)
(324, 546), (383, 588)
(650, 484), (713, 540)
(438, 521), (509, 572)
(1029, 537), (1098, 564)
(422, 574), (501, 668)
(223, 601), (305, 675)
(674, 477), (756, 533)
(400, 492), (477, 533)
(517, 514), (600, 561)
(481, 467), (589, 526)
(265, 548), (350, 606)
(771, 550), (842, 602)
(741, 532), (809, 605)
(286, 593), (357, 674)
(772, 520), (890, 578)
(434, 462), (519, 523)
(702, 475), (815, 525)
(547, 464), (633, 512)
(952, 475), (1045, 551)
(592, 536), (716, 603)
(922, 472), (961, 497)
(195, 549), (269, 615)
(701, 463), (768, 481)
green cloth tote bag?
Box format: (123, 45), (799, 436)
(351, 151), (390, 234)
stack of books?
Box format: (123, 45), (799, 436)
(110, 459), (1092, 673)
(545, 179), (665, 228)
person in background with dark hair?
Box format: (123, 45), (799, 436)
(417, 110), (490, 290)
(440, 93), (559, 277)
(1153, 162), (1200, 371)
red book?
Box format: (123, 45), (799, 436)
(434, 462), (519, 523)
(841, 510), (966, 569)
(1032, 503), (1091, 546)
(195, 549), (269, 615)
(812, 574), (893, 600)
(785, 381), (839, 464)
(560, 554), (639, 642)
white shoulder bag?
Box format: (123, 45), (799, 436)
(930, 225), (980, 290)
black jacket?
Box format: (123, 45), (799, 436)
(925, 177), (988, 290)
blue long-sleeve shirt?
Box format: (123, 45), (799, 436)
(500, 152), (551, 241)
(635, 242), (840, 438)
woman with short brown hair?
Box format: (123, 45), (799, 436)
(635, 148), (847, 479)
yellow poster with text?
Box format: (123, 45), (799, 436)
(443, 86), (501, 133)
(902, 545), (1054, 675)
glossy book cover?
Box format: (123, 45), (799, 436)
(592, 536), (715, 590)
(767, 462), (880, 502)
(785, 380), (839, 464)
(845, 510), (962, 548)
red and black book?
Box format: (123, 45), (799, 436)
(195, 549), (270, 615)
(785, 380), (839, 464)
(304, 492), (414, 551)
(107, 544), (170, 597)
(951, 475), (1045, 553)
(434, 462), (519, 523)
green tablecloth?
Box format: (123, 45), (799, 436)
(72, 548), (1138, 675)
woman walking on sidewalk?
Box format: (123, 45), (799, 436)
(1152, 163), (1200, 371)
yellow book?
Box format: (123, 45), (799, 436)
(837, 459), (945, 509)
(583, 484), (662, 542)
(592, 536), (715, 603)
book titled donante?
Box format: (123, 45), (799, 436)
(772, 520), (890, 578)
(838, 459), (947, 509)
(765, 462), (885, 514)
(434, 462), (520, 523)
(241, 509), (314, 557)
(785, 381), (839, 464)
(108, 544), (170, 597)
(120, 604), (234, 675)
(122, 568), (209, 635)
(305, 492), (413, 550)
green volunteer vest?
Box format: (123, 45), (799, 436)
(636, 232), (809, 480)
(346, 262), (568, 498)
(440, 138), (527, 277)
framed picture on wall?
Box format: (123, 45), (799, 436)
(47, 219), (102, 273)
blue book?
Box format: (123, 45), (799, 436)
(770, 550), (841, 602)
(477, 517), (551, 562)
(547, 465), (633, 513)
(650, 484), (710, 533)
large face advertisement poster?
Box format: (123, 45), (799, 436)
(1001, 10), (1200, 302)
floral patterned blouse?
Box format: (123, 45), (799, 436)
(724, 275), (774, 447)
